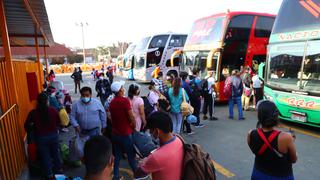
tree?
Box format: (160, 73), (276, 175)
(67, 55), (83, 64)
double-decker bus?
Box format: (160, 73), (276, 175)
(133, 33), (187, 82)
(262, 0), (320, 126)
(171, 11), (275, 101)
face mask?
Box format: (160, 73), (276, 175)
(51, 92), (56, 97)
(81, 97), (91, 103)
(99, 76), (103, 80)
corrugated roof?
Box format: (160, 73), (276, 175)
(0, 0), (54, 47)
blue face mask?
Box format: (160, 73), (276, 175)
(81, 97), (91, 103)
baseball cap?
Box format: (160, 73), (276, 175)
(111, 81), (125, 93)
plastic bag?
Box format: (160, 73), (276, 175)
(69, 134), (89, 161)
(59, 108), (70, 126)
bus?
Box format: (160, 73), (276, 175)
(261, 0), (320, 126)
(171, 11), (275, 101)
(133, 33), (187, 82)
(122, 43), (136, 80)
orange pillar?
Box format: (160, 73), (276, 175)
(44, 45), (49, 76)
(0, 0), (18, 107)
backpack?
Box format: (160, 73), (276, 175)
(142, 94), (154, 118)
(223, 77), (232, 99)
(177, 136), (216, 180)
(200, 78), (209, 96)
(96, 79), (112, 98)
(189, 79), (201, 99)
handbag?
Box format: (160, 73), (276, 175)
(243, 86), (252, 97)
(59, 108), (70, 126)
(180, 89), (194, 117)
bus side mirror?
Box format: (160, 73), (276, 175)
(258, 62), (265, 80)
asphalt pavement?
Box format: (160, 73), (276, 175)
(50, 73), (320, 180)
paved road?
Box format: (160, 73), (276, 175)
(53, 73), (320, 180)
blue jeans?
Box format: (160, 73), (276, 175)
(171, 112), (183, 133)
(112, 134), (137, 180)
(228, 97), (244, 119)
(36, 133), (62, 177)
(81, 127), (101, 138)
(252, 168), (294, 180)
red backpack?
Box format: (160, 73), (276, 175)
(223, 77), (232, 99)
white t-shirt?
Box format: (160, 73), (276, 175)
(207, 77), (216, 94)
(148, 90), (159, 111)
(252, 75), (262, 88)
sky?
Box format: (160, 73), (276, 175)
(44, 0), (283, 48)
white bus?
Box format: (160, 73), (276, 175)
(133, 33), (187, 81)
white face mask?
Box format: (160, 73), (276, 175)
(99, 76), (103, 80)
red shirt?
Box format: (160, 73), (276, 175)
(109, 96), (133, 136)
(25, 107), (61, 136)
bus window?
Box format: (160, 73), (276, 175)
(225, 15), (254, 42)
(169, 35), (186, 47)
(302, 41), (320, 93)
(273, 0), (320, 34)
(255, 16), (274, 38)
(148, 35), (169, 49)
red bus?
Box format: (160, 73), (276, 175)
(171, 11), (275, 101)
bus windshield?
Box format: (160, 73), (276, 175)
(184, 16), (225, 50)
(183, 51), (218, 78)
(272, 0), (320, 34)
(267, 41), (320, 93)
(135, 37), (150, 52)
(124, 44), (136, 55)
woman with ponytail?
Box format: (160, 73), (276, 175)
(25, 92), (62, 179)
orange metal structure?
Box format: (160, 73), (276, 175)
(0, 0), (54, 179)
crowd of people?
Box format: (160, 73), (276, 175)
(24, 66), (297, 180)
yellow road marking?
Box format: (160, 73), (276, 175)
(280, 124), (320, 139)
(212, 160), (236, 178)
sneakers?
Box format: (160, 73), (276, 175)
(60, 128), (69, 133)
(203, 115), (208, 120)
(228, 116), (234, 119)
(210, 116), (218, 121)
(239, 117), (245, 120)
(194, 124), (205, 128)
(187, 132), (195, 135)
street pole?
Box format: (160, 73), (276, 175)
(81, 22), (86, 65)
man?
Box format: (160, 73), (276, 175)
(84, 136), (113, 180)
(179, 71), (194, 135)
(252, 72), (263, 107)
(136, 111), (184, 180)
(189, 69), (205, 128)
(228, 69), (245, 120)
(152, 71), (168, 94)
(106, 66), (114, 84)
(202, 68), (218, 121)
(70, 87), (107, 138)
(108, 81), (137, 180)
(95, 73), (112, 106)
(71, 68), (83, 94)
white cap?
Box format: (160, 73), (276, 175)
(111, 81), (125, 92)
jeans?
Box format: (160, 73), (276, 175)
(112, 134), (137, 180)
(228, 96), (244, 119)
(171, 112), (183, 133)
(81, 127), (101, 138)
(99, 95), (107, 107)
(191, 98), (201, 125)
(36, 133), (62, 177)
(251, 168), (294, 180)
(74, 80), (81, 94)
(203, 93), (213, 117)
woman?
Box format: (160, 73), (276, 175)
(241, 66), (252, 111)
(128, 83), (146, 131)
(24, 92), (62, 179)
(247, 100), (297, 180)
(48, 70), (55, 82)
(168, 77), (189, 134)
(148, 81), (160, 112)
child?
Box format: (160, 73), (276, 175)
(64, 90), (72, 114)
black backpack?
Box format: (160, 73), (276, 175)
(189, 79), (202, 99)
(142, 95), (154, 118)
(200, 78), (209, 96)
(96, 79), (112, 98)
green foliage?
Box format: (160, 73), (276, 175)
(67, 55), (83, 64)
